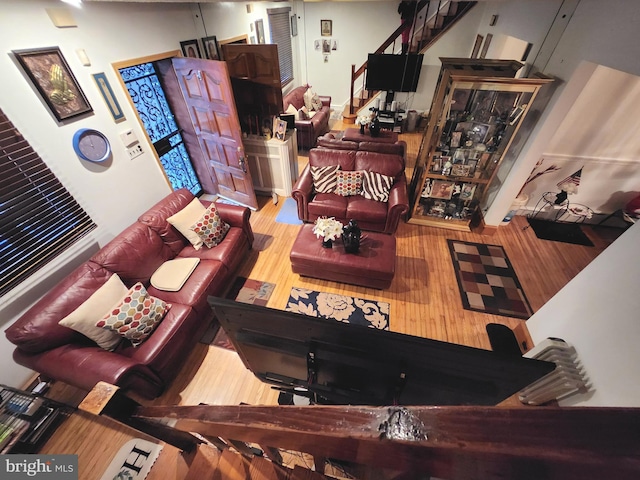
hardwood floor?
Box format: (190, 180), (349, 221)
(38, 124), (624, 479)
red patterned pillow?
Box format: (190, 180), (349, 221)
(335, 170), (364, 196)
(96, 283), (169, 347)
(190, 203), (230, 248)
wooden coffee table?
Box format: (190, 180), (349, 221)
(290, 224), (396, 289)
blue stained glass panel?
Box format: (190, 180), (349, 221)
(119, 63), (202, 194)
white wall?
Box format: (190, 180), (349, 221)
(527, 221), (640, 407)
(0, 0), (199, 387)
(484, 0), (640, 225)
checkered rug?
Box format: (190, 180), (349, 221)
(447, 240), (533, 319)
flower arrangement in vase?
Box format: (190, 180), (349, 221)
(355, 114), (371, 134)
(312, 216), (343, 248)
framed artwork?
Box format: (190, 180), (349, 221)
(450, 88), (471, 111)
(291, 15), (298, 37)
(431, 156), (442, 173)
(430, 180), (455, 200)
(255, 19), (265, 44)
(471, 35), (483, 59)
(180, 39), (202, 58)
(480, 33), (493, 59)
(92, 72), (124, 122)
(450, 131), (462, 148)
(466, 159), (478, 175)
(13, 47), (93, 122)
(273, 118), (287, 141)
(451, 164), (472, 177)
(322, 39), (332, 54)
(460, 183), (477, 200)
(201, 36), (220, 60)
(321, 19), (332, 36)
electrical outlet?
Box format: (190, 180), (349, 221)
(127, 144), (143, 159)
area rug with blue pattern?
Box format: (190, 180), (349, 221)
(285, 287), (390, 330)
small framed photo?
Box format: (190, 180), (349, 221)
(12, 46), (93, 122)
(201, 36), (220, 60)
(431, 156), (442, 172)
(255, 19), (266, 44)
(450, 131), (462, 148)
(92, 72), (124, 122)
(451, 164), (472, 177)
(466, 159), (478, 175)
(321, 19), (332, 36)
(180, 39), (202, 58)
(460, 183), (477, 200)
(430, 180), (455, 200)
(322, 39), (332, 54)
(273, 118), (287, 141)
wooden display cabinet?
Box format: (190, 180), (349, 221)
(408, 58), (553, 231)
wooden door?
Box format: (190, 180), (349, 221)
(172, 57), (257, 210)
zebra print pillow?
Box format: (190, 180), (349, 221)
(361, 171), (394, 202)
(310, 165), (340, 193)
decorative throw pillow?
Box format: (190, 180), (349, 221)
(310, 165), (340, 193)
(335, 170), (364, 197)
(303, 88), (323, 111)
(190, 203), (230, 248)
(166, 197), (207, 250)
(361, 171), (395, 202)
(97, 283), (170, 347)
(58, 273), (128, 351)
(285, 103), (298, 116)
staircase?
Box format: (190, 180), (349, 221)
(344, 0), (477, 124)
(81, 382), (640, 480)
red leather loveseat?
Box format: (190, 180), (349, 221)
(282, 85), (331, 150)
(5, 189), (253, 398)
(292, 148), (409, 234)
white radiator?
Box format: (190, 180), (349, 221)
(518, 337), (591, 405)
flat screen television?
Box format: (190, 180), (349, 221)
(366, 53), (424, 93)
(208, 297), (555, 406)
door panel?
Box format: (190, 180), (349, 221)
(172, 57), (257, 209)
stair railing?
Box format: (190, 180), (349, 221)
(81, 382), (640, 480)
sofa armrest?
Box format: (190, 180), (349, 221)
(319, 95), (331, 106)
(292, 164), (314, 222)
(385, 176), (410, 234)
(13, 345), (164, 397)
(212, 202), (254, 247)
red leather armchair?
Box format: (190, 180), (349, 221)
(292, 149), (409, 234)
(283, 85), (331, 150)
(5, 189), (253, 398)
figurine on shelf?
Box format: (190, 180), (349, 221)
(342, 219), (362, 254)
(369, 107), (381, 137)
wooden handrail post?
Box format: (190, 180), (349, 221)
(349, 64), (356, 116)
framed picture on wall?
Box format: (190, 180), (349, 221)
(321, 19), (332, 36)
(201, 36), (220, 60)
(92, 72), (125, 122)
(255, 19), (265, 44)
(12, 46), (93, 122)
(180, 39), (202, 58)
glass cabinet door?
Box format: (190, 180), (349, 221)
(409, 62), (551, 231)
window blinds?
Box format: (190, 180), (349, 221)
(0, 108), (96, 297)
(268, 7), (294, 87)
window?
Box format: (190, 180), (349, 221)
(268, 7), (294, 87)
(0, 108), (96, 297)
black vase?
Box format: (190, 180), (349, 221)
(359, 123), (366, 134)
(342, 220), (362, 254)
(369, 116), (381, 137)
(322, 239), (333, 248)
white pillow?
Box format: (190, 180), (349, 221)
(285, 103), (298, 116)
(58, 273), (128, 350)
(166, 197), (206, 249)
(303, 87), (318, 110)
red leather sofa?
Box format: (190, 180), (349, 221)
(282, 85), (331, 150)
(5, 189), (253, 398)
(292, 148), (409, 234)
(316, 132), (407, 158)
